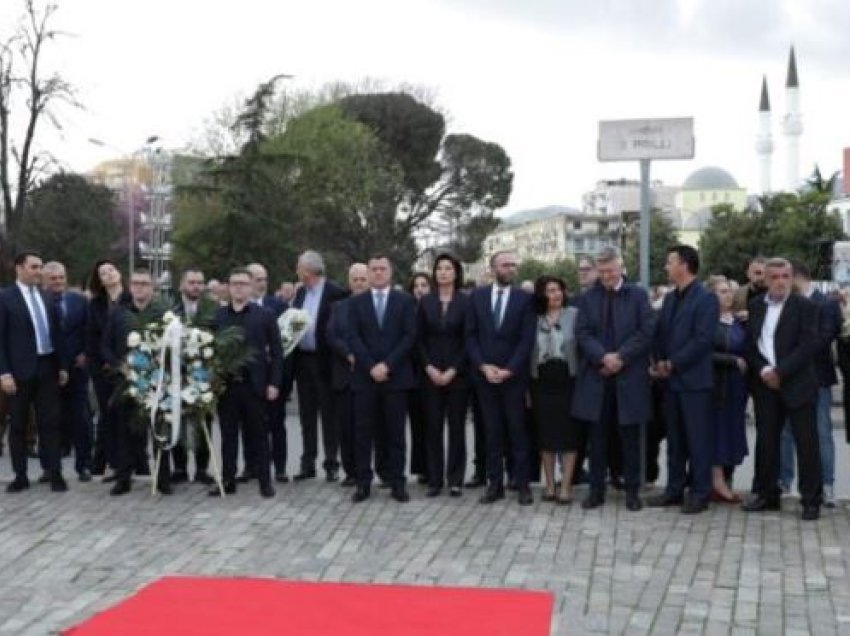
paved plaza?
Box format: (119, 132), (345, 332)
(2, 414), (850, 635)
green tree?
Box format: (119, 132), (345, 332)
(517, 257), (579, 294)
(622, 210), (679, 285)
(19, 173), (117, 284)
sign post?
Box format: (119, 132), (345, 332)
(598, 117), (695, 288)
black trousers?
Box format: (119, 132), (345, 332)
(113, 401), (153, 482)
(267, 396), (287, 476)
(295, 352), (338, 473)
(335, 388), (356, 479)
(91, 369), (118, 471)
(59, 366), (92, 474)
(587, 381), (641, 496)
(172, 415), (212, 476)
(475, 379), (530, 489)
(408, 387), (428, 476)
(753, 386), (822, 507)
(8, 356), (62, 478)
(219, 383), (271, 487)
(353, 386), (406, 487)
(423, 382), (468, 488)
(469, 391), (487, 481)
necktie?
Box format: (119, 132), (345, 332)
(375, 292), (386, 327)
(493, 289), (504, 328)
(29, 286), (52, 354)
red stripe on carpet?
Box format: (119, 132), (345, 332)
(64, 576), (553, 635)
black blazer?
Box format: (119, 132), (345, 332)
(0, 284), (68, 380)
(417, 291), (469, 387)
(348, 288), (417, 391)
(327, 297), (354, 391)
(746, 292), (819, 409)
(54, 290), (88, 366)
(85, 291), (132, 368)
(809, 289), (841, 387)
(215, 303), (284, 396)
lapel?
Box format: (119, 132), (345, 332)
(495, 287), (518, 332)
(750, 296), (767, 340)
(773, 294), (795, 346)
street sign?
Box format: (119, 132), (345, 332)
(598, 117), (695, 162)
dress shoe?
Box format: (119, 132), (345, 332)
(194, 471), (214, 485)
(391, 486), (410, 503)
(275, 472), (290, 484)
(646, 493), (684, 507)
(341, 475), (357, 487)
(517, 487), (533, 506)
(556, 493), (573, 505)
(449, 487), (462, 497)
(171, 470), (189, 484)
(582, 492), (605, 510)
(236, 471), (255, 483)
(741, 496), (780, 512)
(6, 477), (30, 493)
(326, 470), (339, 483)
(209, 481), (236, 496)
(110, 480), (131, 496)
(293, 471), (316, 482)
(78, 470), (92, 483)
(626, 493), (643, 512)
(541, 492), (556, 502)
(801, 506), (820, 521)
(38, 472), (51, 484)
(479, 486), (505, 504)
(465, 476), (486, 489)
(426, 486), (442, 497)
(157, 482), (173, 496)
(681, 498), (709, 514)
(50, 474), (68, 493)
(259, 483), (276, 498)
(352, 485), (370, 503)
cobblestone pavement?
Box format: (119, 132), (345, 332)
(2, 419), (850, 635)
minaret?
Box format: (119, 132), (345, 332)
(755, 75), (773, 193)
(782, 45), (802, 191)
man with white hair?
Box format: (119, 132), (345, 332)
(291, 250), (348, 481)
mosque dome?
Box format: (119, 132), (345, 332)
(682, 166), (739, 190)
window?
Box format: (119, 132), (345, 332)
(573, 221), (582, 230)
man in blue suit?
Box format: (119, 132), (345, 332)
(466, 250), (536, 506)
(0, 251), (69, 493)
(348, 255), (417, 503)
(42, 261), (92, 482)
(648, 245), (718, 513)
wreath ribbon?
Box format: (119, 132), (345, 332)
(150, 316), (183, 450)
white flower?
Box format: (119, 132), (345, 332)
(192, 360), (202, 368)
(184, 339), (201, 358)
(200, 331), (214, 345)
(198, 382), (211, 392)
(128, 371), (139, 382)
(127, 331), (142, 348)
(201, 391), (214, 404)
(128, 387), (139, 398)
(162, 310), (176, 324)
(189, 328), (201, 342)
(202, 347), (214, 359)
(181, 387), (199, 405)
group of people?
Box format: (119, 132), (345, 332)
(0, 243), (843, 521)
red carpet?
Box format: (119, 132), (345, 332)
(64, 576), (553, 635)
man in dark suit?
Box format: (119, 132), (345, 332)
(212, 267), (284, 498)
(573, 247), (655, 511)
(291, 250), (348, 482)
(326, 263), (369, 487)
(171, 266), (219, 485)
(743, 257), (822, 520)
(42, 261), (92, 482)
(248, 262), (287, 317)
(466, 250), (536, 506)
(348, 255), (417, 503)
(0, 251), (69, 493)
(648, 245), (717, 514)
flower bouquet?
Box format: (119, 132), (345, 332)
(278, 308), (312, 357)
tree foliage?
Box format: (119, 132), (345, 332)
(622, 210), (680, 285)
(517, 257), (579, 294)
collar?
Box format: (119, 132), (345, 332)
(676, 279), (696, 298)
(492, 283), (510, 294)
(16, 281), (37, 296)
(764, 293), (789, 306)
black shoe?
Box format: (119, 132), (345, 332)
(741, 496), (781, 512)
(646, 493), (684, 507)
(236, 471), (255, 483)
(260, 483), (276, 498)
(518, 487), (533, 506)
(171, 470), (189, 484)
(465, 476), (486, 488)
(449, 487), (462, 497)
(426, 486), (442, 497)
(78, 470), (92, 483)
(681, 499), (708, 514)
(293, 471), (316, 482)
(38, 472), (51, 484)
(352, 485), (370, 503)
(801, 506), (820, 521)
(341, 476), (357, 487)
(275, 472), (290, 484)
(391, 486), (410, 503)
(6, 477), (30, 493)
(480, 486), (505, 504)
(209, 481), (236, 496)
(326, 470), (339, 483)
(194, 471), (214, 485)
(50, 474), (68, 493)
(582, 492), (605, 510)
(157, 482), (173, 496)
(110, 480), (131, 496)
(626, 493), (643, 512)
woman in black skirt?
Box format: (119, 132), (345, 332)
(530, 275), (579, 503)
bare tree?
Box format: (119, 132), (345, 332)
(0, 0), (78, 276)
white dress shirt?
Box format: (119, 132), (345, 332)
(758, 294), (786, 372)
(491, 284), (511, 326)
(17, 281), (52, 355)
(299, 278), (325, 351)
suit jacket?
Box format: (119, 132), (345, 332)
(745, 292), (819, 409)
(173, 294), (219, 329)
(348, 288), (417, 391)
(327, 297), (354, 391)
(465, 285), (536, 384)
(53, 290), (88, 366)
(572, 281), (655, 426)
(101, 298), (168, 369)
(417, 291), (469, 388)
(85, 291), (132, 368)
(0, 283), (68, 380)
(654, 281), (718, 392)
(215, 302), (285, 396)
(292, 279), (349, 373)
(257, 294), (288, 317)
(809, 289), (841, 387)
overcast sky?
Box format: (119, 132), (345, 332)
(3, 0), (849, 215)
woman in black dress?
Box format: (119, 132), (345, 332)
(530, 276), (579, 503)
(407, 272), (432, 484)
(418, 253), (469, 497)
